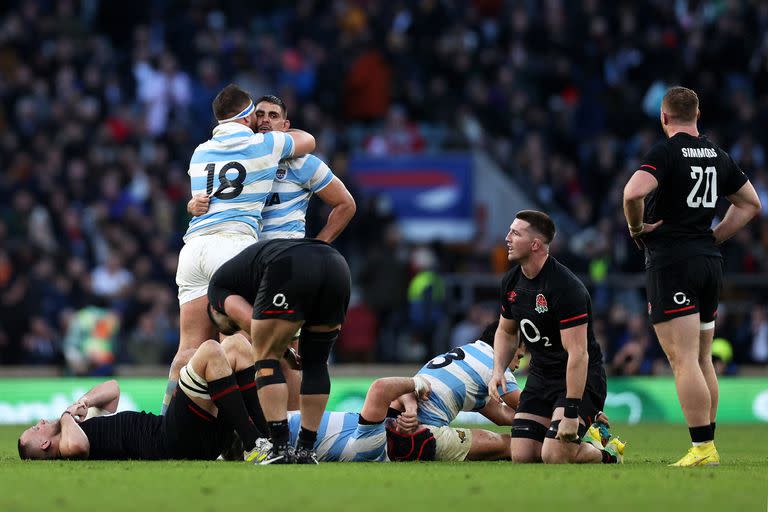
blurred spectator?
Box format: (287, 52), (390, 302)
(407, 246), (446, 359)
(63, 306), (119, 376)
(0, 1), (768, 370)
(364, 105), (425, 156)
(751, 305), (768, 364)
(711, 337), (735, 375)
(449, 303), (497, 350)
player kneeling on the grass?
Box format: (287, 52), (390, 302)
(489, 210), (624, 464)
(207, 238), (351, 464)
(18, 335), (268, 462)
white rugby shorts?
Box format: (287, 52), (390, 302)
(176, 233), (257, 305)
(427, 425), (473, 462)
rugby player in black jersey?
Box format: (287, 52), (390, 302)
(207, 238), (351, 464)
(623, 86), (761, 466)
(18, 334), (270, 462)
(489, 210), (623, 464)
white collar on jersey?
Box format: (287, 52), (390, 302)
(217, 101), (255, 124)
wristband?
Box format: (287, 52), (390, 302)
(564, 398), (580, 419)
(628, 223), (643, 234)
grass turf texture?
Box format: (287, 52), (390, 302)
(1, 423), (765, 511)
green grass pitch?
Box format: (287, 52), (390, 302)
(1, 423), (765, 511)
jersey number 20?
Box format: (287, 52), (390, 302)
(686, 166), (717, 208)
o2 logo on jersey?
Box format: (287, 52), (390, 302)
(272, 293), (290, 309)
(673, 292), (690, 306)
(427, 348), (466, 369)
(520, 318), (552, 347)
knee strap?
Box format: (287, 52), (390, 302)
(298, 330), (338, 395)
(511, 418), (548, 442)
(255, 359), (285, 389)
(179, 364), (210, 400)
(545, 420), (588, 443)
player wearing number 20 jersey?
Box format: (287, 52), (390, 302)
(637, 131), (748, 325)
(639, 132), (748, 271)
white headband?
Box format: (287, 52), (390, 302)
(217, 101), (255, 124)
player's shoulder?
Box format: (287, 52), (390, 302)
(548, 257), (588, 291)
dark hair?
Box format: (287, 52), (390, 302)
(255, 95), (288, 118)
(515, 210), (556, 244)
(18, 438), (28, 460)
(207, 303), (239, 335)
(663, 86), (699, 123)
(478, 321), (499, 345)
(212, 84), (253, 121)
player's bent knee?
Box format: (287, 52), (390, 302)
(299, 330), (339, 395)
(255, 359), (285, 389)
(511, 418), (548, 443)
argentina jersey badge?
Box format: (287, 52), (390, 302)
(275, 163), (288, 181)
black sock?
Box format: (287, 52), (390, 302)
(711, 422), (716, 440)
(235, 366), (268, 437)
(601, 450), (617, 464)
(268, 419), (290, 445)
(689, 424), (713, 444)
(208, 374), (259, 451)
(297, 427), (318, 450)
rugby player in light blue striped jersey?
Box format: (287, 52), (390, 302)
(164, 84), (316, 415)
(188, 95), (356, 243)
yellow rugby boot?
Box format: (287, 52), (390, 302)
(669, 441), (720, 467)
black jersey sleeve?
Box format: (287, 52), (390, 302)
(638, 142), (669, 183)
(721, 154), (749, 196)
(553, 281), (590, 330)
(499, 270), (516, 319)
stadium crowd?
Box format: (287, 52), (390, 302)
(1, 0), (768, 373)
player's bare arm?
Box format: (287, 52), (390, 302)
(73, 380), (120, 418)
(58, 407), (90, 459)
(478, 398), (517, 426)
(285, 129), (315, 157)
(360, 376), (430, 425)
(623, 170), (663, 239)
(222, 294), (253, 333)
(557, 324), (589, 442)
(489, 316), (518, 403)
(712, 180), (761, 244)
(314, 177), (357, 243)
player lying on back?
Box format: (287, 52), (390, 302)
(18, 334), (270, 462)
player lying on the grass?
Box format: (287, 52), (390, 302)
(18, 334), (270, 461)
(387, 321), (522, 461)
(273, 373), (511, 462)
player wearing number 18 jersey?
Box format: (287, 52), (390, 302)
(489, 211), (621, 465)
(623, 86), (761, 466)
(164, 84), (316, 415)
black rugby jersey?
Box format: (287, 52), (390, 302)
(638, 132), (748, 269)
(80, 412), (167, 460)
(500, 256), (603, 378)
(208, 238), (332, 312)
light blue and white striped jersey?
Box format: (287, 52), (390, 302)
(183, 123), (295, 241)
(416, 340), (518, 427)
(288, 410), (387, 462)
(260, 154), (334, 239)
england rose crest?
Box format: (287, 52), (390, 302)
(535, 293), (548, 313)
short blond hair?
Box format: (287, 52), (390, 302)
(662, 86), (699, 123)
